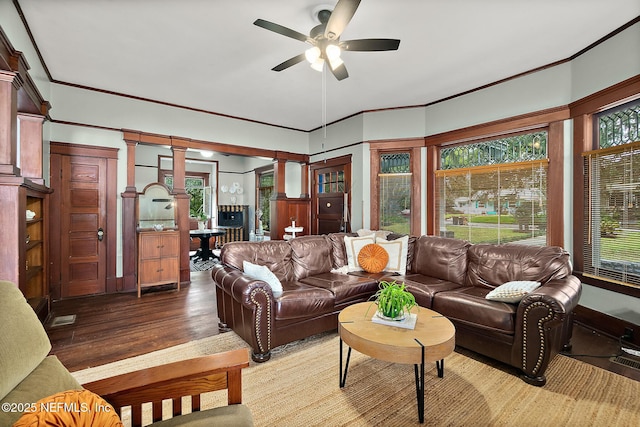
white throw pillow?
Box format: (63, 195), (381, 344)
(357, 229), (392, 239)
(243, 260), (283, 295)
(375, 235), (409, 275)
(485, 280), (541, 303)
(344, 235), (375, 272)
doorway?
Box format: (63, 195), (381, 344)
(49, 142), (118, 299)
(311, 155), (351, 235)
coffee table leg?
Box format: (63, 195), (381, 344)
(339, 338), (352, 388)
(414, 339), (425, 423)
(436, 359), (445, 378)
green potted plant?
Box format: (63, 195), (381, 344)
(197, 212), (208, 230)
(368, 280), (417, 321)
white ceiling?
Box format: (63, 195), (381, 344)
(16, 0), (640, 132)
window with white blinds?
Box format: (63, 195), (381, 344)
(436, 160), (548, 244)
(583, 141), (640, 287)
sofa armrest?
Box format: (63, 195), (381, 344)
(83, 349), (250, 426)
(212, 265), (277, 360)
(212, 265), (276, 308)
(514, 275), (582, 384)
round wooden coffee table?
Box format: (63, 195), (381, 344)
(338, 302), (455, 424)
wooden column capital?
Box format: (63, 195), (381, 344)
(0, 70), (19, 176)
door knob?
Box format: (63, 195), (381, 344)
(97, 228), (104, 241)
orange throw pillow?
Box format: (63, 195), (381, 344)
(357, 243), (389, 273)
(13, 389), (123, 427)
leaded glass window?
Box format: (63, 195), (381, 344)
(437, 131), (548, 245)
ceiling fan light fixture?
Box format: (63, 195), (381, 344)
(310, 57), (325, 72)
(325, 43), (341, 61)
(305, 46), (321, 64)
(328, 56), (344, 71)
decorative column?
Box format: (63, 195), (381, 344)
(270, 156), (287, 240)
(171, 144), (191, 283)
(300, 162), (309, 198)
(0, 70), (20, 176)
(120, 134), (139, 291)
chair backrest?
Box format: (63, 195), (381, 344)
(0, 281), (52, 401)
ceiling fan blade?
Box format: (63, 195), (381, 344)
(330, 62), (349, 81)
(324, 0), (361, 40)
(272, 53), (307, 72)
(254, 19), (310, 43)
(341, 38), (401, 52)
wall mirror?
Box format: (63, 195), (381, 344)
(138, 183), (176, 229)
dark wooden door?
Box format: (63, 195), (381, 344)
(311, 157), (351, 235)
(59, 155), (108, 297)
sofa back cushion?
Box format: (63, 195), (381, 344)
(413, 236), (471, 285)
(290, 235), (334, 280)
(466, 244), (572, 289)
(221, 241), (294, 282)
(326, 233), (356, 268)
(0, 281), (52, 401)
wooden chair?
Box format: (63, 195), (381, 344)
(83, 349), (253, 426)
(0, 280), (252, 426)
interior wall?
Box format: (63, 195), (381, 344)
(2, 4), (639, 323)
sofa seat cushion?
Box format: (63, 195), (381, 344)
(394, 274), (464, 308)
(433, 287), (517, 334)
(150, 404), (254, 426)
(274, 282), (336, 320)
(299, 273), (378, 305)
(0, 356), (82, 426)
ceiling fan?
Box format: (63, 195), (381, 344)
(254, 0), (400, 81)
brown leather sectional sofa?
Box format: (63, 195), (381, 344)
(212, 233), (581, 386)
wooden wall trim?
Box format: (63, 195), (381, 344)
(574, 304), (639, 347)
(50, 141), (119, 159)
(546, 121), (564, 247)
(425, 106), (570, 146)
(569, 74), (640, 117)
(309, 154), (352, 170)
(121, 129), (308, 163)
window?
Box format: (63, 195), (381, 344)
(436, 131), (548, 245)
(164, 174), (210, 219)
(582, 100), (640, 287)
(256, 169), (273, 232)
(379, 152), (411, 234)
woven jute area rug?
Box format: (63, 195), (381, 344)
(73, 331), (640, 426)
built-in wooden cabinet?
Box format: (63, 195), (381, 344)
(0, 178), (51, 321)
(137, 231), (180, 297)
(23, 190), (49, 317)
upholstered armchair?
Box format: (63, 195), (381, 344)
(0, 280), (253, 426)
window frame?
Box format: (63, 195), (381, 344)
(369, 140), (422, 235)
(571, 75), (640, 298)
(255, 164), (274, 232)
(425, 107), (567, 247)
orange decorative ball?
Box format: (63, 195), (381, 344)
(357, 243), (389, 273)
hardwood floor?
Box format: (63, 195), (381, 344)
(46, 271), (640, 382)
(46, 271), (219, 372)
